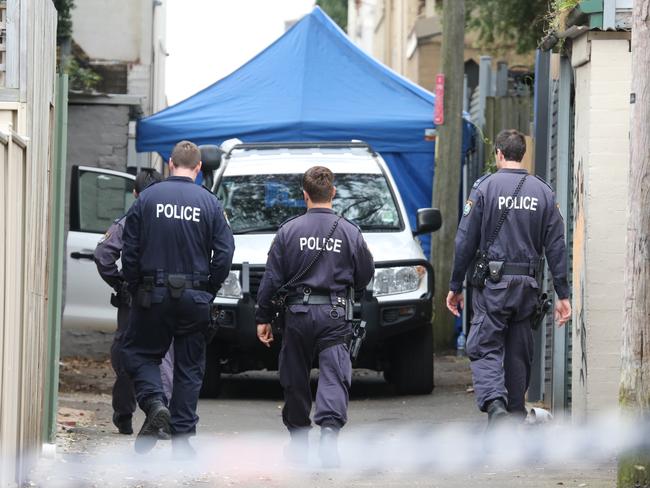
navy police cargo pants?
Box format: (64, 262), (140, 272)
(466, 276), (540, 418)
(280, 304), (352, 431)
(112, 304), (174, 418)
(122, 287), (212, 435)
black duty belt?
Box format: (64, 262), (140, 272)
(502, 263), (537, 277)
(168, 280), (209, 292)
(140, 273), (209, 291)
(285, 293), (345, 306)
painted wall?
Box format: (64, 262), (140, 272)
(70, 0), (167, 163)
(67, 104), (130, 171)
(570, 32), (631, 422)
(71, 0), (143, 62)
(348, 0), (379, 55)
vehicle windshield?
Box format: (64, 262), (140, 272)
(216, 173), (402, 234)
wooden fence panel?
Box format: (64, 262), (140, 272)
(0, 133), (27, 487)
(18, 0), (56, 473)
(0, 0), (56, 485)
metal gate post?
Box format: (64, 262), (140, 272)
(529, 49), (551, 402)
(42, 73), (68, 444)
(551, 57), (574, 413)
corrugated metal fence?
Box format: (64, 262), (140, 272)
(0, 0), (57, 486)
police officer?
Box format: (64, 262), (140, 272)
(121, 140), (234, 456)
(94, 168), (176, 436)
(256, 166), (374, 468)
(446, 129), (572, 425)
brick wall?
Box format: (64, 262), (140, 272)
(570, 32), (631, 422)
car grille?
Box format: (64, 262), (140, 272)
(244, 267), (266, 300)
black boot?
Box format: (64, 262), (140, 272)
(112, 413), (133, 435)
(172, 435), (196, 461)
(319, 426), (340, 469)
(486, 398), (509, 427)
(135, 399), (171, 454)
(284, 428), (309, 466)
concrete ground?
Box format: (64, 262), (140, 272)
(28, 355), (616, 487)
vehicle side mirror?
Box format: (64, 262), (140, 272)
(199, 144), (224, 171)
(414, 208), (442, 235)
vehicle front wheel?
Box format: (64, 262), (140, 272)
(200, 341), (222, 398)
(387, 324), (434, 395)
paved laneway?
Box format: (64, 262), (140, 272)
(28, 356), (616, 487)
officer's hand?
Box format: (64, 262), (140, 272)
(257, 323), (274, 347)
(555, 299), (572, 326)
(446, 291), (464, 317)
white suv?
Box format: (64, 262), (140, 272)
(62, 141), (441, 395)
(202, 141), (441, 396)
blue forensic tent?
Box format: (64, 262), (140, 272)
(137, 6), (472, 254)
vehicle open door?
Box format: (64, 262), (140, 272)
(63, 166), (135, 332)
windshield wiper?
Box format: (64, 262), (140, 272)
(233, 225), (279, 235)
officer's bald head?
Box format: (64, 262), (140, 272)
(170, 140), (201, 169)
(495, 129), (526, 163)
(303, 166), (335, 204)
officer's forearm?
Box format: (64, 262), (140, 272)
(94, 260), (121, 290)
(255, 305), (274, 324)
(552, 276), (570, 300)
(449, 251), (472, 293)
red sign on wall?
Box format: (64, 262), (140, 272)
(434, 74), (445, 126)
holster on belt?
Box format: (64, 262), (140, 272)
(488, 261), (505, 283)
(167, 274), (187, 299)
(470, 250), (490, 288)
(137, 276), (154, 309)
(532, 292), (553, 330)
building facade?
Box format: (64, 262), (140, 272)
(67, 0), (167, 174)
(348, 0), (530, 93)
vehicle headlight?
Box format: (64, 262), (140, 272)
(217, 271), (242, 298)
(372, 266), (426, 296)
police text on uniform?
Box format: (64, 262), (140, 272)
(155, 204), (201, 222)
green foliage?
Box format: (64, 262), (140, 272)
(316, 0), (348, 31)
(465, 0), (549, 54)
(67, 59), (101, 92)
(618, 455), (650, 487)
(548, 0), (581, 32)
(53, 0), (75, 45)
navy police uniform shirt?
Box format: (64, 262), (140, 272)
(256, 208), (375, 324)
(450, 168), (569, 299)
(94, 215), (126, 291)
(122, 176), (235, 294)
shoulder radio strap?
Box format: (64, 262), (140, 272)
(278, 215), (343, 293)
(484, 174), (528, 251)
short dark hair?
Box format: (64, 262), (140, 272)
(170, 140), (201, 169)
(495, 129), (526, 162)
(134, 168), (163, 194)
(302, 166), (334, 203)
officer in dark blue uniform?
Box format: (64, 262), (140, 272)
(94, 169), (174, 436)
(256, 166), (374, 468)
(446, 129), (572, 425)
(121, 140), (234, 455)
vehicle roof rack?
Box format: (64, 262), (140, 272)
(227, 141), (374, 155)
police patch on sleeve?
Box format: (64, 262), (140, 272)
(463, 200), (473, 216)
(98, 231), (110, 245)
